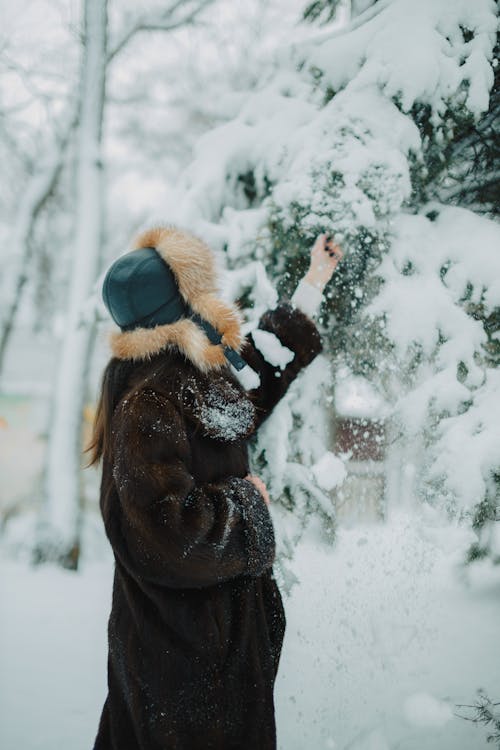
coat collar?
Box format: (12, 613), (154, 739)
(107, 225), (245, 374)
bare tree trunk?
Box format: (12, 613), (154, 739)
(36, 0), (108, 569)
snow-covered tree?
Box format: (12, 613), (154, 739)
(0, 5), (80, 371)
(165, 0), (500, 562)
(35, 0), (108, 568)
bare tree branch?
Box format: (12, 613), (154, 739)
(107, 0), (215, 63)
(0, 104), (78, 375)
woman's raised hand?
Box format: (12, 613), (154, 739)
(244, 474), (271, 506)
(304, 233), (343, 291)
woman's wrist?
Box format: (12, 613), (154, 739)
(291, 277), (324, 318)
(303, 267), (329, 292)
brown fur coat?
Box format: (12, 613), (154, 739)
(93, 228), (323, 750)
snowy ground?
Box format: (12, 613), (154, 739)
(1, 509), (499, 750)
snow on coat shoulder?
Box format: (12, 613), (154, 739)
(182, 374), (258, 442)
(251, 328), (295, 369)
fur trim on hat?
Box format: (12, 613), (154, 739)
(108, 225), (245, 371)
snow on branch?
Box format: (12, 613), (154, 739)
(294, 0), (393, 48)
(295, 0), (497, 118)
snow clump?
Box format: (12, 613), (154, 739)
(311, 451), (347, 491)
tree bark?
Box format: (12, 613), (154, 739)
(37, 0), (108, 568)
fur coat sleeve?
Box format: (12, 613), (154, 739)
(241, 301), (324, 429)
(110, 389), (276, 589)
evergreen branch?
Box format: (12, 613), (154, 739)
(455, 691), (500, 747)
(292, 0), (392, 48)
(439, 171), (500, 202)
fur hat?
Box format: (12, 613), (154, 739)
(103, 225), (246, 373)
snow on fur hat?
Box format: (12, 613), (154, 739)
(102, 225), (247, 373)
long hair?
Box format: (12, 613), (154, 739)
(84, 357), (137, 467)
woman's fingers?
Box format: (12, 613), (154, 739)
(296, 230), (344, 310)
(312, 233), (343, 260)
(308, 233), (343, 286)
(325, 234), (343, 259)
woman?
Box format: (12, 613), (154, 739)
(88, 225), (342, 750)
